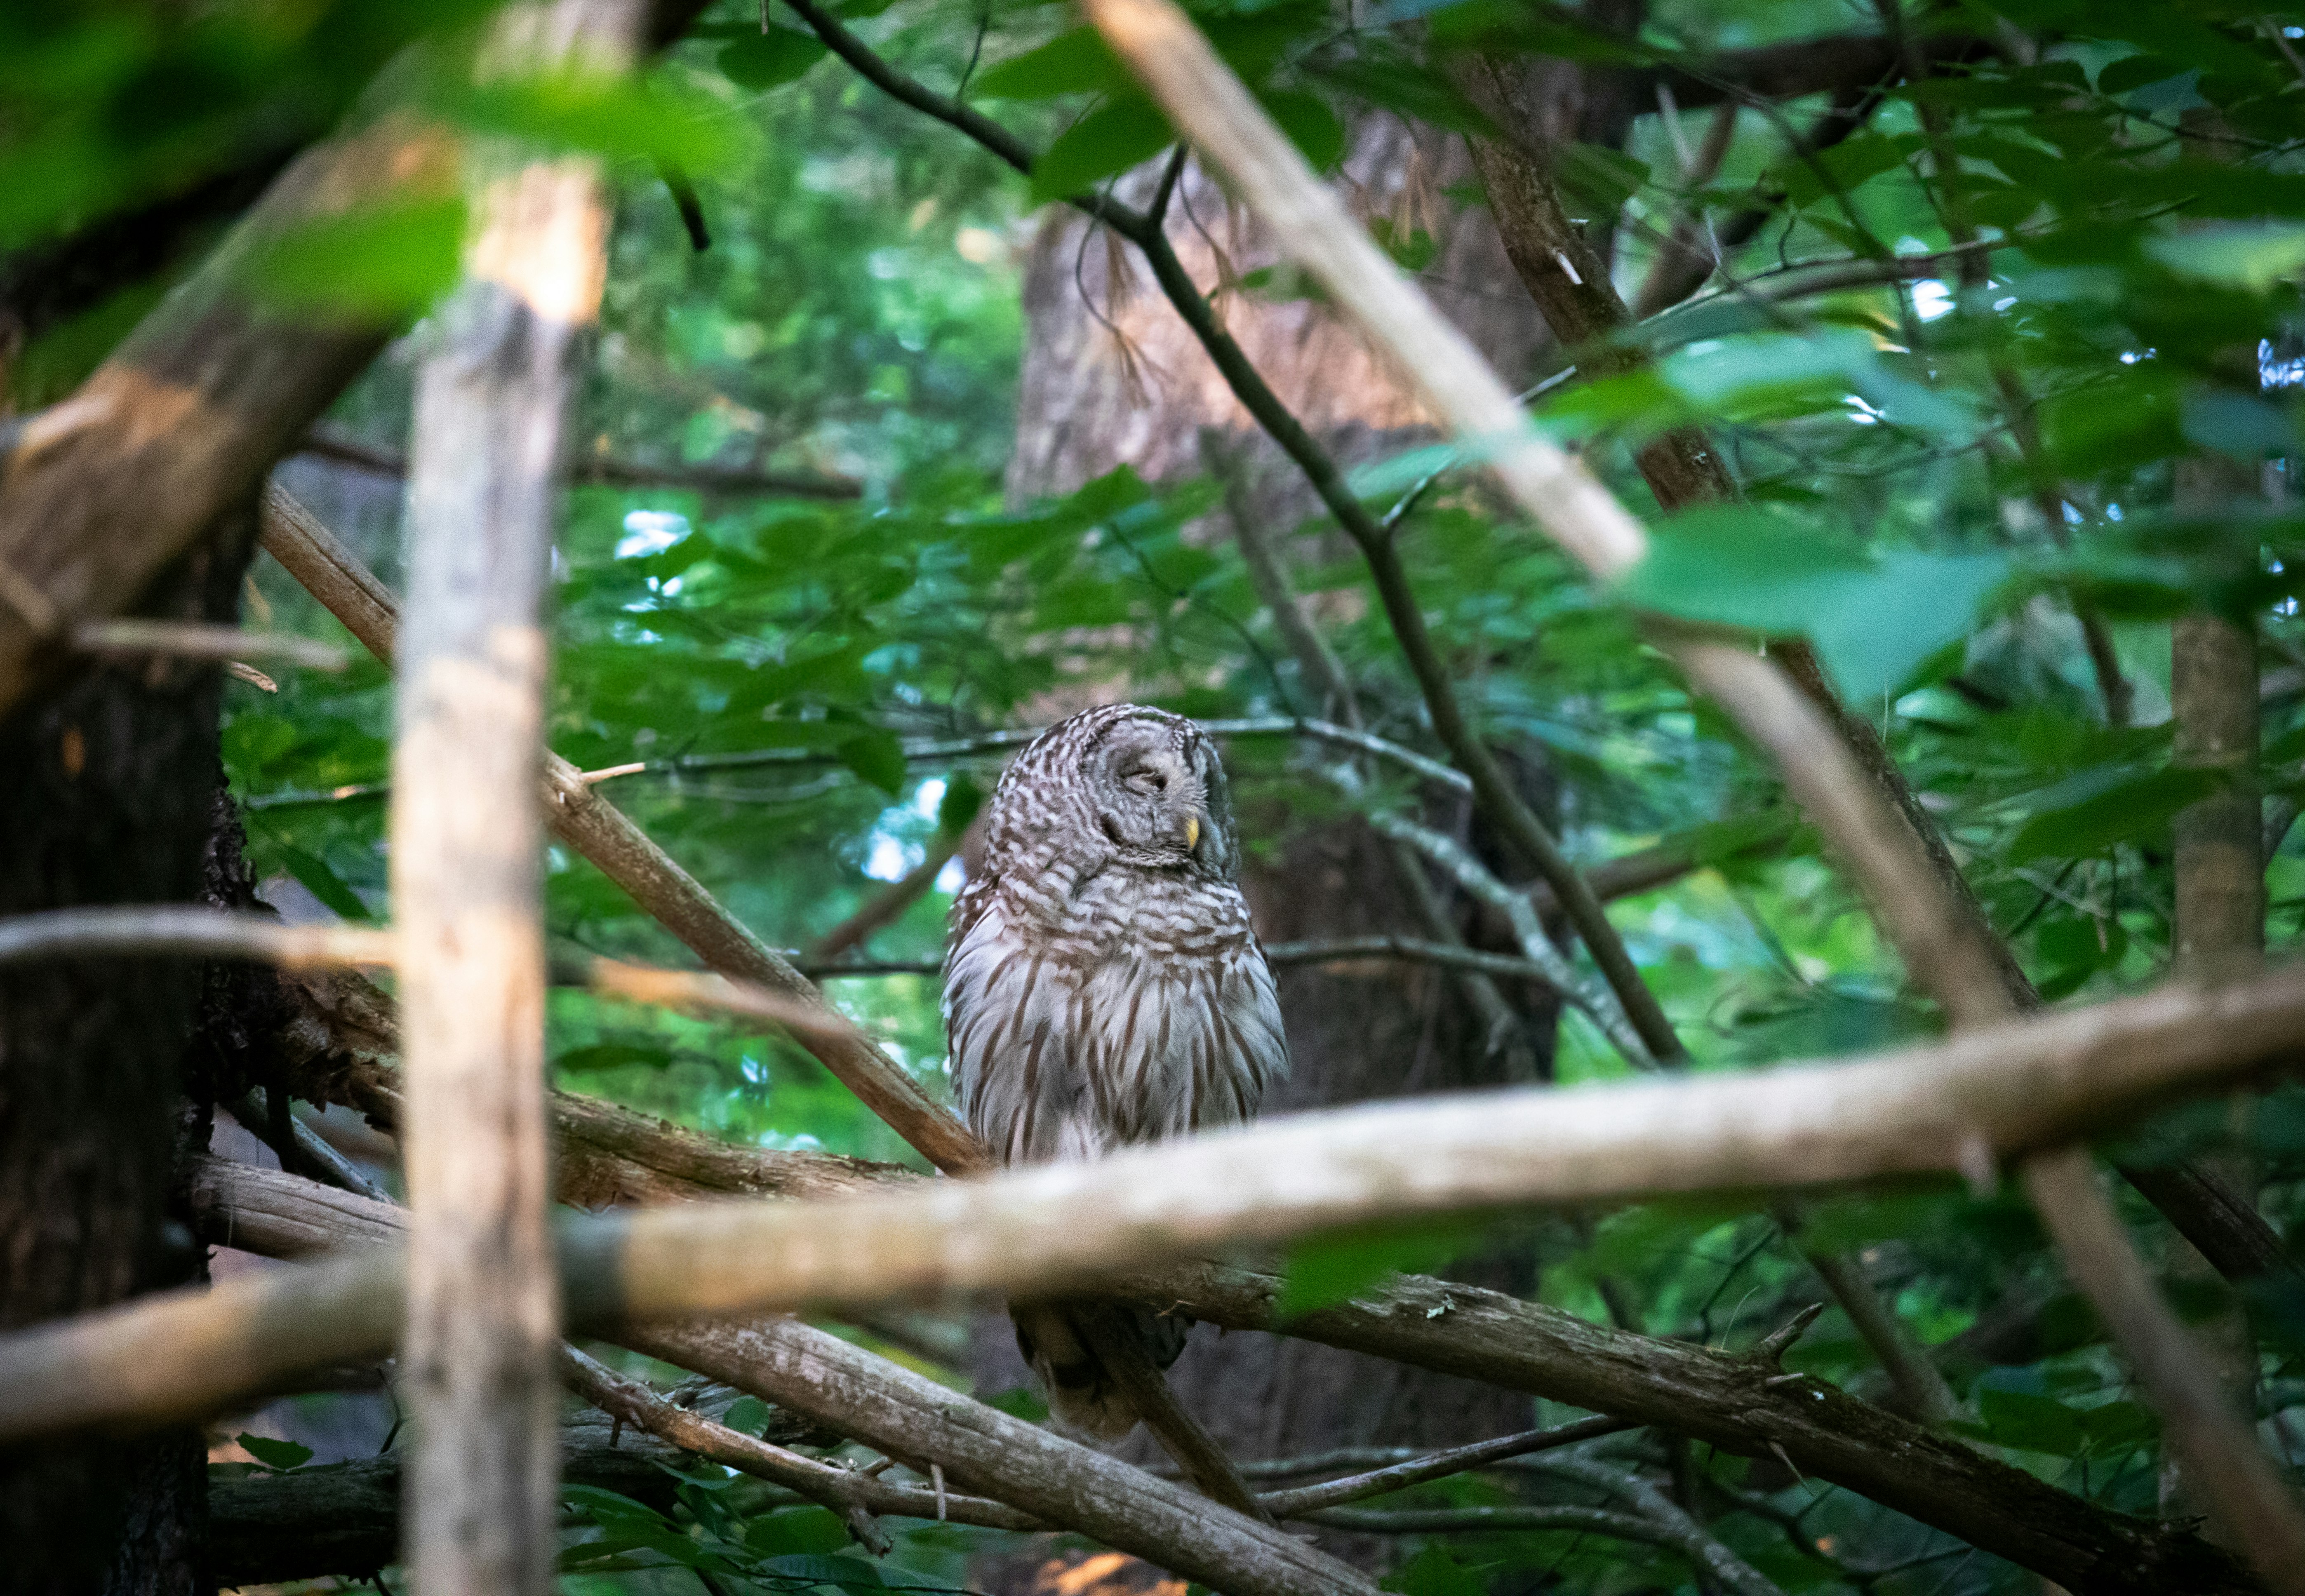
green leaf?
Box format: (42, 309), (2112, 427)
(2145, 222), (2305, 291)
(555, 1041), (674, 1074)
(1553, 141), (1649, 220)
(2009, 764), (2225, 862)
(1384, 1545), (1490, 1596)
(244, 196), (466, 319)
(718, 28), (829, 89)
(763, 1552), (889, 1589)
(936, 771), (986, 834)
(978, 1384), (1051, 1421)
(1618, 508), (2009, 701)
(1978, 1387), (2085, 1455)
(1029, 97), (1173, 203)
(277, 844), (372, 922)
(236, 1433), (313, 1471)
(721, 1395), (771, 1436)
(1259, 89), (1343, 174)
(1277, 1218), (1482, 1318)
(974, 28), (1130, 101)
(2182, 390), (2298, 459)
(837, 728), (906, 795)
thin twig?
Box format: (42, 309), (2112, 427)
(0, 906), (394, 969)
(1258, 1417), (1634, 1516)
(72, 618), (349, 671)
(1368, 809), (1651, 1066)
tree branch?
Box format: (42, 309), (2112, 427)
(1256, 1417), (1633, 1516)
(395, 14), (645, 1579)
(25, 960), (2305, 1436)
(296, 426), (863, 501)
(174, 1146), (2252, 1592)
(259, 488), (989, 1178)
(1367, 808), (1651, 1063)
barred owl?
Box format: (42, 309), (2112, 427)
(944, 704), (1288, 1436)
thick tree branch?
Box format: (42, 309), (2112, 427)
(173, 1146), (2250, 1592)
(23, 960), (2305, 1436)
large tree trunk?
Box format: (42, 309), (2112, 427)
(978, 119), (1564, 1590)
(0, 504), (258, 1591)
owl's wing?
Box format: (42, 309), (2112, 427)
(1073, 933), (1288, 1145)
(945, 904), (1288, 1163)
(944, 900), (1102, 1163)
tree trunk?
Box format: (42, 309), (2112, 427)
(0, 505), (258, 1593)
(978, 119), (1563, 1589)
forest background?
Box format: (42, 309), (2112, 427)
(5, 0), (2305, 1593)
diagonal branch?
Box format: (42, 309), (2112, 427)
(260, 486), (987, 1177)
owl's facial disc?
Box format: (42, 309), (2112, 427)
(1090, 719), (1209, 864)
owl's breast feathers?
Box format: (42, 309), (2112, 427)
(943, 853), (1288, 1166)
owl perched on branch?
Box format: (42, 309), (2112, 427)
(945, 704), (1288, 1438)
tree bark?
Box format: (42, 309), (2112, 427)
(392, 5), (644, 1590)
(0, 504), (254, 1591)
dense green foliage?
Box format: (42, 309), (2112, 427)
(15, 0), (2305, 1590)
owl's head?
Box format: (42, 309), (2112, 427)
(999, 705), (1241, 877)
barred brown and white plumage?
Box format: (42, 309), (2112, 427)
(944, 704), (1287, 1436)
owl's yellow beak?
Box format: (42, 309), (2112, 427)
(1183, 814), (1201, 853)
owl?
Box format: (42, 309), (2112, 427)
(944, 704), (1288, 1435)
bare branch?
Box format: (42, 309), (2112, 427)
(395, 7), (649, 1587)
(226, 1088), (395, 1207)
(297, 426), (863, 501)
(803, 828), (966, 963)
(1367, 808), (1649, 1062)
(175, 1152), (2252, 1592)
(557, 1345), (908, 1551)
(26, 961), (2305, 1441)
(1531, 1455), (1788, 1596)
(1258, 1417), (1633, 1516)
(0, 906), (393, 969)
(71, 619), (348, 671)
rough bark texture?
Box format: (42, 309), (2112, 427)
(987, 115), (1561, 1587)
(393, 8), (644, 1577)
(0, 506), (254, 1592)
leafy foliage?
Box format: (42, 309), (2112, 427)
(16, 0), (2305, 1590)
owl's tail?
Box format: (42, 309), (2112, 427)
(1009, 1299), (1188, 1440)
(1009, 1297), (1269, 1521)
